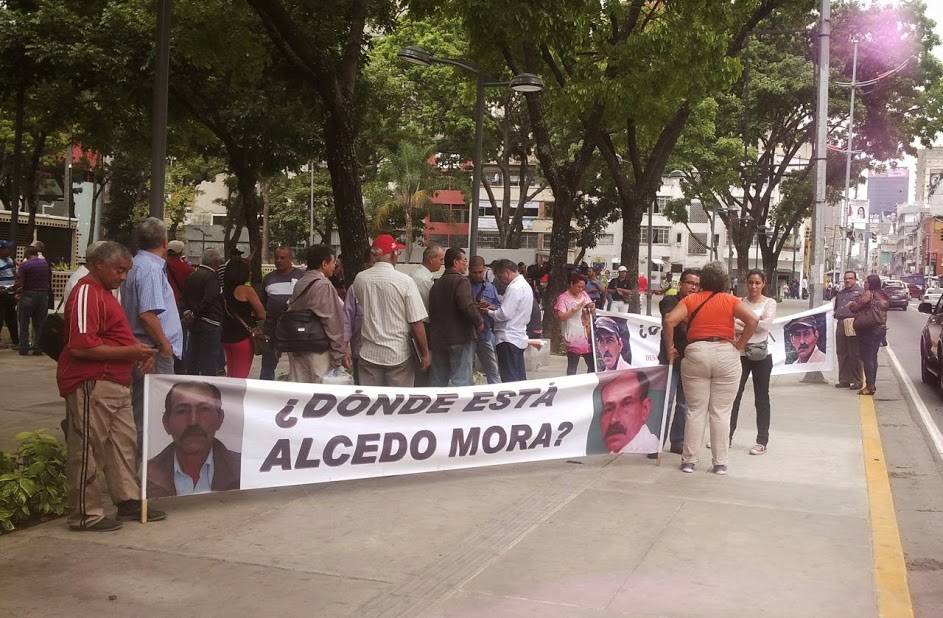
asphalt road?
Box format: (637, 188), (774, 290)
(885, 298), (943, 434)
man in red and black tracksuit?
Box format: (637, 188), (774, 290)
(57, 241), (167, 531)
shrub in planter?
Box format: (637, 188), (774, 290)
(0, 430), (68, 533)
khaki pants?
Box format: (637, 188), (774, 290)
(288, 351), (332, 383)
(359, 358), (415, 388)
(680, 341), (743, 466)
(65, 380), (140, 529)
(835, 323), (863, 386)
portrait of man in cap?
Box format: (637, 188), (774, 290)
(594, 316), (632, 371)
(785, 315), (827, 364)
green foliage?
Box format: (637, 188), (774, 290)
(0, 430), (68, 533)
(266, 167), (335, 250)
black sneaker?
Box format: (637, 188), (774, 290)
(849, 382), (862, 390)
(116, 500), (167, 522)
(71, 517), (123, 532)
(646, 452), (658, 459)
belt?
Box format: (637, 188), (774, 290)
(689, 337), (725, 344)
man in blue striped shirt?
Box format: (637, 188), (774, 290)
(120, 218), (183, 447)
(0, 240), (17, 347)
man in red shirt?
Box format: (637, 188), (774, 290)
(58, 241), (167, 531)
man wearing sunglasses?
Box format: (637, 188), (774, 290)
(654, 269), (700, 456)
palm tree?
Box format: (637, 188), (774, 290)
(370, 141), (454, 262)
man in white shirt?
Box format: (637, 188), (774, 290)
(485, 259), (532, 382)
(353, 234), (430, 387)
(598, 369), (659, 454)
(410, 243), (442, 386)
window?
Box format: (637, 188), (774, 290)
(478, 201), (540, 218)
(427, 234), (452, 246)
(640, 226), (671, 245)
(488, 172), (503, 186)
(688, 233), (709, 255)
(689, 202), (709, 224)
(211, 214), (228, 226)
(675, 232), (683, 244)
(655, 196), (670, 213)
(597, 234), (614, 245)
(478, 231), (501, 248)
(429, 204), (469, 223)
(519, 233), (539, 248)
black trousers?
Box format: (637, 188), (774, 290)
(496, 342), (526, 383)
(566, 351), (594, 375)
(0, 292), (17, 344)
(730, 354), (772, 446)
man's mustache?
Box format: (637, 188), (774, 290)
(182, 426), (208, 439)
(605, 423), (626, 438)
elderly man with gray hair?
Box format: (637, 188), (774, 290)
(120, 217), (183, 446)
(182, 247), (224, 376)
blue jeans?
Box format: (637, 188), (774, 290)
(431, 341), (476, 387)
(858, 329), (882, 389)
(475, 333), (501, 384)
(18, 290), (47, 353)
(186, 321), (222, 377)
(496, 342), (526, 383)
(667, 362), (687, 446)
(260, 347), (279, 380)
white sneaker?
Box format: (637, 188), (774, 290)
(749, 444), (767, 455)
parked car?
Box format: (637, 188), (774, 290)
(923, 287), (943, 307)
(918, 296), (943, 385)
(882, 279), (910, 310)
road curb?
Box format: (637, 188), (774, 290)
(859, 393), (915, 618)
(883, 346), (943, 460)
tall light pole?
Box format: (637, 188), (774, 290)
(809, 0), (831, 309)
(309, 161), (315, 246)
(646, 198), (654, 315)
(149, 0), (172, 219)
(398, 47), (544, 256)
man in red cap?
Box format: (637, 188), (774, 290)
(351, 234), (430, 386)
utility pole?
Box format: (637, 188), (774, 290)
(148, 0), (172, 219)
(841, 40), (858, 278)
(809, 0), (830, 309)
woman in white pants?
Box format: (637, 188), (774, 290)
(663, 262), (758, 475)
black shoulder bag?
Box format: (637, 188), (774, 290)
(274, 278), (331, 353)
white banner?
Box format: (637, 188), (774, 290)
(143, 367), (670, 499)
(592, 302), (833, 375)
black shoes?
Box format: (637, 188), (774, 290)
(848, 383), (862, 390)
(835, 382), (850, 388)
(115, 500), (167, 522)
(71, 517), (123, 532)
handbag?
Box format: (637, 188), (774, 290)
(39, 296), (67, 360)
(274, 278), (331, 353)
(853, 295), (887, 332)
(223, 291), (270, 356)
(842, 317), (856, 337)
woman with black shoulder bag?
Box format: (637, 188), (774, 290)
(848, 274), (888, 396)
(729, 270), (777, 455)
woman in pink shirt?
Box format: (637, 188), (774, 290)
(555, 272), (595, 375)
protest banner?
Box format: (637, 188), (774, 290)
(141, 367), (670, 499)
(592, 304), (833, 375)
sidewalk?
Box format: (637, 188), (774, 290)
(0, 313), (893, 617)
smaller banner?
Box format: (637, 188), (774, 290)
(593, 302), (833, 375)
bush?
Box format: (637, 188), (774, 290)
(0, 430), (68, 533)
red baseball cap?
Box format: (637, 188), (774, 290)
(371, 234), (406, 256)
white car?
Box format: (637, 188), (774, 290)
(922, 287), (943, 307)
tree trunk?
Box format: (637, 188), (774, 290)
(233, 163), (262, 286)
(541, 195), (575, 349)
(323, 105), (369, 276)
(260, 177), (273, 263)
(619, 197), (646, 314)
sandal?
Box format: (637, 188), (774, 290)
(858, 387), (875, 396)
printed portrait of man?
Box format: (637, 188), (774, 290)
(594, 316), (632, 371)
(596, 369), (660, 454)
(147, 381), (242, 498)
(785, 316), (827, 365)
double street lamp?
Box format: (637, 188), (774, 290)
(398, 46), (544, 256)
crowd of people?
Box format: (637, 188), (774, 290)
(2, 218), (893, 529)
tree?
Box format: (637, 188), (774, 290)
(244, 0), (401, 278)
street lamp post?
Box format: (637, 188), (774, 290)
(398, 47), (543, 256)
(646, 198), (654, 316)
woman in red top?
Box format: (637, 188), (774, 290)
(663, 261), (758, 475)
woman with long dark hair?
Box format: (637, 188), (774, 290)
(220, 259), (266, 378)
(849, 274), (888, 396)
(729, 270), (777, 455)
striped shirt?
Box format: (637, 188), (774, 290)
(353, 262), (427, 366)
(0, 256), (14, 288)
(120, 250), (183, 358)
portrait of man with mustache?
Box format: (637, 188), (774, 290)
(147, 381), (242, 498)
(785, 316), (827, 365)
(594, 316), (632, 371)
(597, 369), (659, 454)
